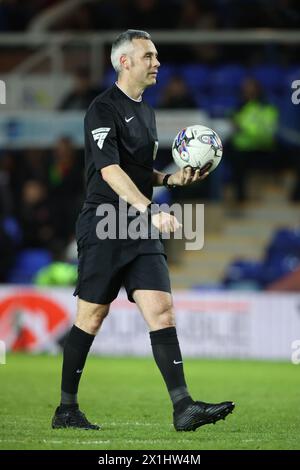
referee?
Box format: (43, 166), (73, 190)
(52, 30), (235, 431)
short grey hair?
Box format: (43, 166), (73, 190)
(111, 29), (151, 74)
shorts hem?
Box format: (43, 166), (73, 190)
(73, 289), (118, 305)
(127, 286), (172, 303)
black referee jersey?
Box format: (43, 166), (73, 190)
(84, 83), (159, 206)
(73, 84), (170, 303)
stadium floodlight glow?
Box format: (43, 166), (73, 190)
(0, 80), (6, 104)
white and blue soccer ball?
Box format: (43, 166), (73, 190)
(172, 124), (223, 174)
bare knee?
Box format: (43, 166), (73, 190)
(75, 298), (110, 335)
(152, 304), (175, 331)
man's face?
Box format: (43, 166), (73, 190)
(126, 38), (160, 88)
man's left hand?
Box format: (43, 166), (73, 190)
(168, 167), (209, 187)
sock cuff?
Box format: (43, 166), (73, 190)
(169, 386), (190, 404)
(67, 325), (95, 349)
(150, 326), (178, 346)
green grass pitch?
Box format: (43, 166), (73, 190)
(0, 354), (299, 450)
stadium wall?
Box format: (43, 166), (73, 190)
(0, 111), (232, 148)
(0, 287), (299, 361)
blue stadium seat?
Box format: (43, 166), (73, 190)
(223, 259), (264, 287)
(178, 65), (210, 93)
(265, 228), (300, 262)
(143, 86), (159, 107)
(261, 256), (300, 286)
(283, 65), (300, 90)
(101, 68), (117, 88)
(251, 65), (285, 93)
(7, 248), (52, 284)
(2, 216), (22, 244)
(155, 64), (175, 89)
(222, 229), (300, 289)
(206, 94), (239, 117)
(101, 64), (174, 101)
(265, 91), (284, 108)
(209, 64), (246, 92)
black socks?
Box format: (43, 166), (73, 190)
(60, 325), (95, 408)
(150, 327), (193, 412)
(60, 325), (193, 414)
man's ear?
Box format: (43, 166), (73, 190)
(120, 54), (130, 71)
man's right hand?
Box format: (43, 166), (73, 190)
(151, 211), (182, 233)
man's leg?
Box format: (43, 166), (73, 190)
(133, 289), (235, 431)
(52, 298), (110, 430)
(132, 289), (193, 410)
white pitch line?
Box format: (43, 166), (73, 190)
(100, 422), (165, 427)
(0, 439), (111, 445)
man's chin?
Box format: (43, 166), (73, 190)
(146, 76), (157, 87)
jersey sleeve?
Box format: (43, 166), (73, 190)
(85, 102), (120, 170)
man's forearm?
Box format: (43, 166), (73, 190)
(101, 164), (151, 212)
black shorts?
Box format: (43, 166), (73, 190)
(73, 205), (171, 304)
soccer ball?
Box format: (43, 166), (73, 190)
(172, 125), (223, 174)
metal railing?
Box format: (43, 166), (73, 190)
(1, 29), (300, 82)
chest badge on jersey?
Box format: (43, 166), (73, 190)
(92, 127), (111, 149)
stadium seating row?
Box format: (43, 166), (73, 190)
(103, 64), (300, 115)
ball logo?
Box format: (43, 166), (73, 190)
(0, 292), (69, 351)
(175, 128), (187, 146)
(200, 133), (223, 150)
(175, 128), (190, 162)
(200, 134), (211, 144)
(178, 140), (190, 162)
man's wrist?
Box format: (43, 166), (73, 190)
(163, 173), (176, 189)
(147, 202), (160, 216)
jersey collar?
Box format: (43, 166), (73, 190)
(115, 82), (142, 103)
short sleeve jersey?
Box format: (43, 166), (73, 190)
(84, 84), (158, 205)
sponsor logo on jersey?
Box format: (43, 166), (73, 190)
(91, 127), (111, 149)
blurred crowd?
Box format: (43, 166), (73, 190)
(0, 0), (59, 31)
(1, 67), (300, 282)
(0, 0), (299, 32)
(0, 137), (84, 281)
(0, 0), (300, 287)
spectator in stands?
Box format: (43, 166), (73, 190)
(0, 217), (15, 281)
(17, 179), (56, 249)
(278, 69), (300, 201)
(158, 76), (197, 109)
(0, 152), (18, 279)
(23, 149), (50, 184)
(58, 67), (101, 111)
(228, 77), (279, 202)
(0, 152), (15, 216)
(48, 136), (84, 243)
